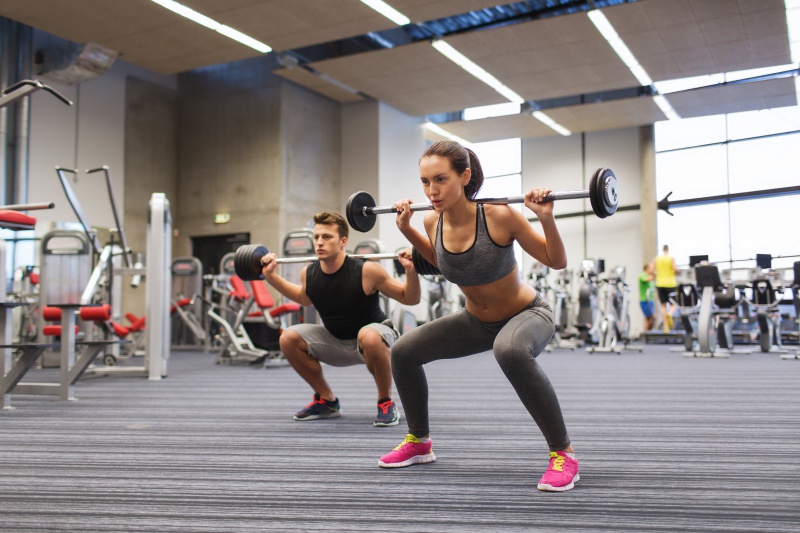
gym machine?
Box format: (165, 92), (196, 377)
(588, 267), (641, 354)
(0, 79), (72, 110)
(1, 202), (59, 408)
(785, 261), (800, 359)
(530, 264), (576, 352)
(574, 259), (601, 345)
(55, 165), (171, 379)
(744, 273), (789, 355)
(36, 230), (92, 366)
(170, 257), (207, 350)
(680, 265), (744, 358)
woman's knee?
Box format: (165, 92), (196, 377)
(493, 341), (532, 370)
(390, 333), (421, 368)
(494, 321), (553, 367)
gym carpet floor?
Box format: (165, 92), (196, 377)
(1, 344), (798, 532)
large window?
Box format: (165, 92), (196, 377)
(472, 138), (523, 266)
(655, 106), (800, 271)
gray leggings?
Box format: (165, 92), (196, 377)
(391, 294), (571, 451)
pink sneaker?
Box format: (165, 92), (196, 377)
(378, 434), (436, 468)
(537, 451), (579, 492)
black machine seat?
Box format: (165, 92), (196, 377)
(752, 278), (777, 306)
(695, 265), (724, 291)
(714, 288), (738, 309)
(675, 284), (699, 308)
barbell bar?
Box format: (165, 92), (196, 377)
(233, 244), (441, 281)
(346, 167), (619, 232)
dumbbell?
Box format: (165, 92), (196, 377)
(346, 167), (619, 232)
(233, 244), (441, 281)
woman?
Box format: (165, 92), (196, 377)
(378, 140), (579, 492)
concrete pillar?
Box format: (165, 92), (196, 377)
(639, 125), (657, 265)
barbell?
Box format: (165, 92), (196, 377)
(346, 167), (619, 232)
(233, 244), (442, 281)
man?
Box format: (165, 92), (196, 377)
(260, 212), (421, 426)
(652, 244), (678, 333)
(638, 263), (656, 332)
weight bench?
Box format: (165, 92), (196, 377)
(0, 206), (54, 408)
(1, 303), (129, 408)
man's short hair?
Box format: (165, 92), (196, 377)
(313, 212), (349, 240)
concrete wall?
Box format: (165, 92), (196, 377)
(281, 79), (341, 237)
(175, 56), (283, 258)
(175, 56), (342, 294)
(340, 100), (380, 246)
(123, 77), (179, 316)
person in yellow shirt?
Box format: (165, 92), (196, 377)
(652, 245), (678, 333)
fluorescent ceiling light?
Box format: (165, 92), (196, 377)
(423, 122), (471, 145)
(531, 111), (571, 136)
(654, 73), (725, 94)
(725, 63), (798, 82)
(655, 63), (798, 94)
(150, 0), (271, 53)
(588, 9), (679, 120)
(463, 102), (521, 121)
(360, 0), (410, 25)
(432, 40), (525, 104)
(588, 10), (651, 86)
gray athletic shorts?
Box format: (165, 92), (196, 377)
(286, 323), (397, 367)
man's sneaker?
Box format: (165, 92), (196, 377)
(374, 400), (400, 427)
(537, 451), (580, 492)
(378, 434), (436, 468)
(293, 393), (341, 421)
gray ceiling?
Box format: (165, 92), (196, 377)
(0, 0), (796, 142)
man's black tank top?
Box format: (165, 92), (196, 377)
(305, 255), (387, 340)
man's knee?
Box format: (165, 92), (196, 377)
(280, 329), (307, 353)
(358, 328), (389, 359)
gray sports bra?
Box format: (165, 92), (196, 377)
(434, 203), (517, 287)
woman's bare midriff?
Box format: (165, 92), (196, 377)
(461, 268), (538, 322)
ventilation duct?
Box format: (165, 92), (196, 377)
(36, 42), (118, 85)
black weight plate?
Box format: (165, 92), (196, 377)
(346, 191), (377, 233)
(600, 168), (619, 217)
(250, 245), (269, 280)
(233, 245), (251, 280)
(595, 168), (610, 219)
(411, 247), (441, 276)
(235, 244), (269, 281)
(588, 167), (601, 218)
